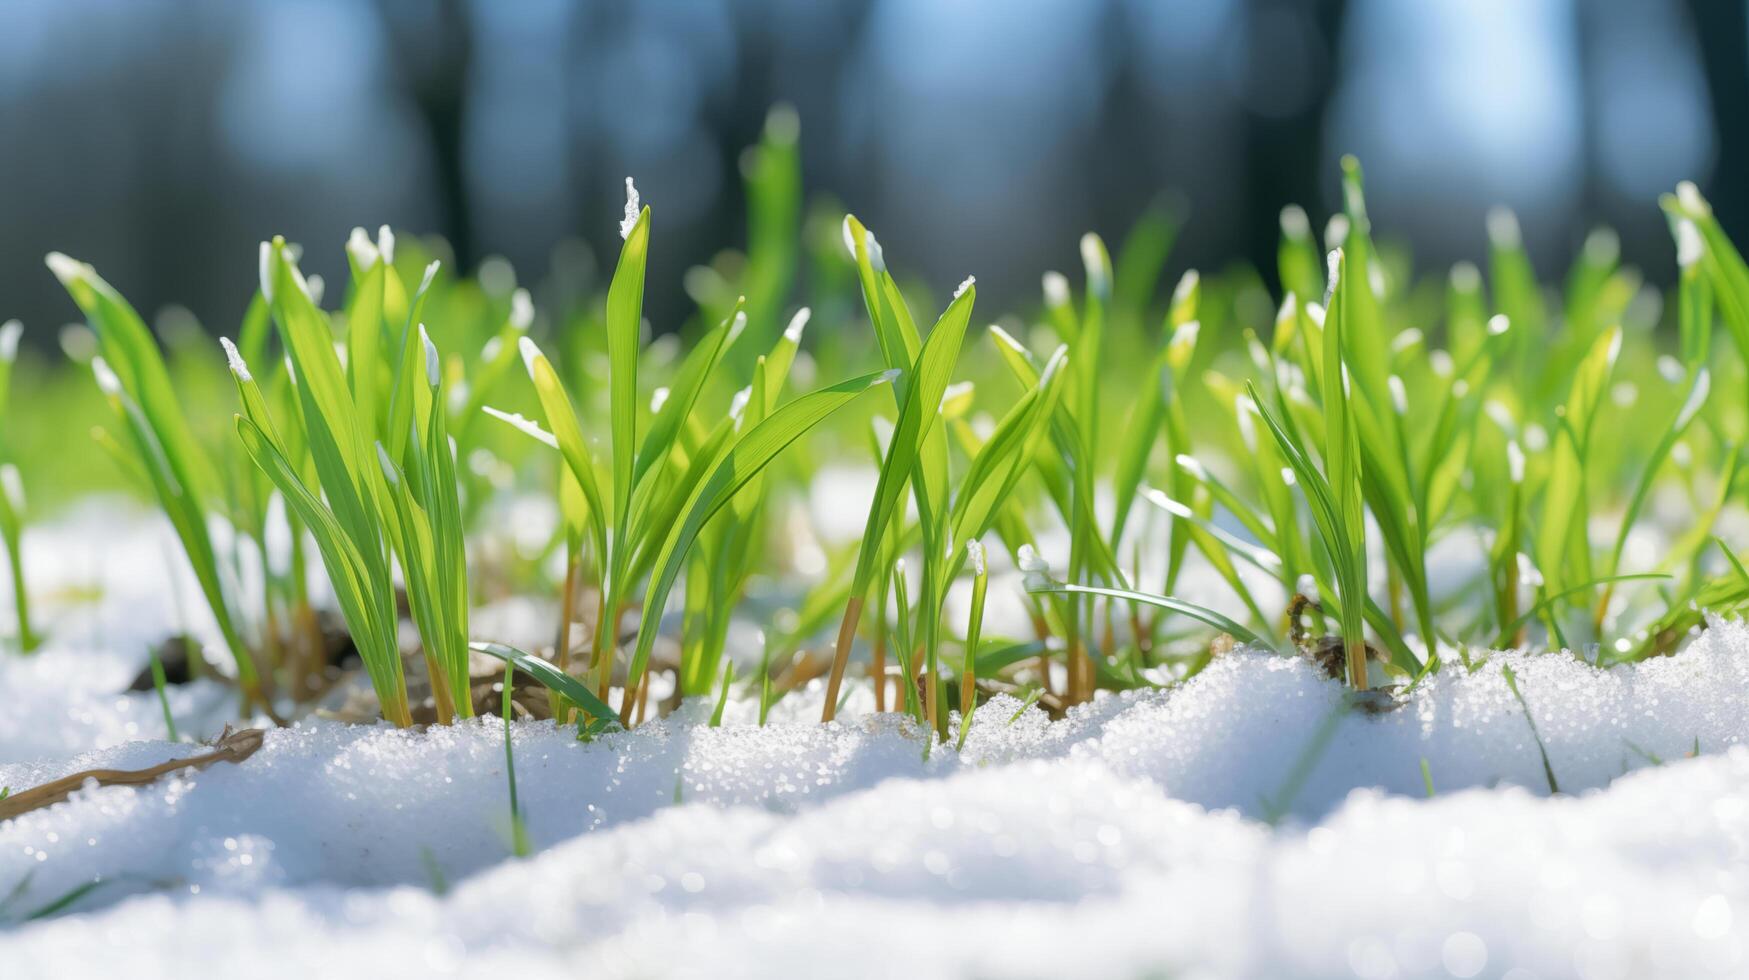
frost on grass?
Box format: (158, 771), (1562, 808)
(219, 336), (251, 381)
(0, 319), (22, 362)
(1678, 218), (1705, 268)
(419, 323), (440, 387)
(620, 177), (641, 240)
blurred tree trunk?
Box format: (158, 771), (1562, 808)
(375, 0), (474, 269)
(1244, 0), (1346, 297)
(1686, 0), (1749, 240)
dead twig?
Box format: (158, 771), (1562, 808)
(0, 727), (265, 822)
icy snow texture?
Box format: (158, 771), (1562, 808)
(5, 510), (1749, 976)
(4, 627), (1749, 975)
(0, 501), (241, 764)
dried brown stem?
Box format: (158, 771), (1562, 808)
(0, 728), (265, 822)
(820, 596), (865, 722)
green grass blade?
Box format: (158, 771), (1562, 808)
(515, 337), (609, 564)
(472, 641), (622, 736)
(1024, 577), (1272, 653)
(633, 303), (745, 495)
(948, 344), (1068, 555)
(831, 283), (976, 627)
(607, 193), (651, 563)
(634, 369), (897, 720)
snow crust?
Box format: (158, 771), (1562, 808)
(4, 509), (1749, 977)
(2, 698), (1747, 977)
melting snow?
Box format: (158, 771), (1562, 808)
(2, 510), (1748, 976)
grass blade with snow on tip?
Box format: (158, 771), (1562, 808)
(50, 257), (257, 695)
(821, 271), (975, 722)
(606, 187), (650, 589)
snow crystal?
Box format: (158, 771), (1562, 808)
(620, 177), (641, 240)
(1677, 180), (1710, 217)
(1279, 204), (1310, 240)
(1679, 219), (1705, 269)
(1324, 213), (1350, 248)
(1079, 234), (1108, 297)
(45, 253), (86, 291)
(0, 320), (21, 362)
(219, 337), (251, 382)
(518, 335), (543, 376)
(1042, 271), (1070, 308)
(345, 226), (378, 269)
(90, 356), (122, 397)
(420, 324), (440, 387)
(5, 647), (1749, 976)
(8, 509), (1749, 977)
(783, 307), (810, 343)
(256, 242), (274, 302)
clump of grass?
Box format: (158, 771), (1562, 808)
(221, 239), (449, 727)
(23, 116), (1749, 734)
(48, 255), (263, 704)
(498, 182), (892, 726)
(820, 218), (978, 724)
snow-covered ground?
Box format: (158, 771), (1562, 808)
(2, 509), (1747, 978)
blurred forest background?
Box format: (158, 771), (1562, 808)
(0, 0), (1737, 337)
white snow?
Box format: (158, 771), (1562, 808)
(219, 336), (251, 381)
(517, 334), (544, 376)
(420, 323), (440, 387)
(345, 226), (378, 269)
(4, 638), (1749, 976)
(0, 320), (22, 363)
(4, 507), (1749, 976)
(1678, 219), (1705, 269)
(90, 357), (122, 397)
(1042, 271), (1070, 308)
(620, 177), (641, 240)
(1280, 204), (1311, 241)
(783, 307), (810, 343)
